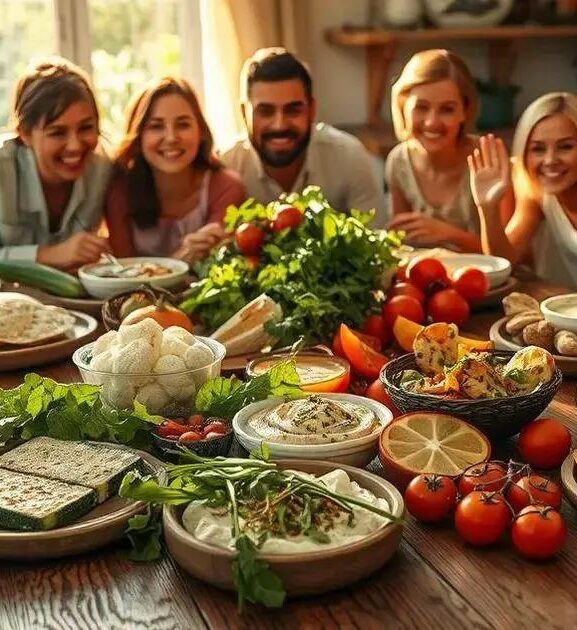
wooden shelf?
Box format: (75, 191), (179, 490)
(325, 25), (577, 126)
(325, 24), (577, 46)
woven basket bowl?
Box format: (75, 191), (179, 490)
(380, 351), (562, 441)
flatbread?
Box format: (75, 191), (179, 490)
(414, 323), (459, 376)
(0, 298), (75, 346)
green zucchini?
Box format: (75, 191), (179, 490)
(0, 261), (85, 298)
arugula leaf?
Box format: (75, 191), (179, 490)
(232, 534), (286, 612)
(125, 506), (163, 561)
(195, 361), (302, 419)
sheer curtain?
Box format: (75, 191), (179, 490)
(199, 0), (309, 150)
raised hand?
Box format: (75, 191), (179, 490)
(468, 135), (511, 210)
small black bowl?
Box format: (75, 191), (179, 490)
(380, 351), (562, 441)
(151, 430), (234, 462)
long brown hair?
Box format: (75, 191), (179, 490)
(10, 56), (99, 137)
(115, 77), (221, 229)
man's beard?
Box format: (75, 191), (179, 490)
(251, 127), (311, 168)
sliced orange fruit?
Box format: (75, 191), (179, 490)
(379, 412), (490, 487)
(392, 315), (494, 354)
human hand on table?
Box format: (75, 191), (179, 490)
(172, 222), (225, 262)
(387, 213), (459, 247)
(37, 231), (111, 270)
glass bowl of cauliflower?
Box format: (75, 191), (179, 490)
(72, 318), (226, 415)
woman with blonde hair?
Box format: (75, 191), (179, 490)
(105, 77), (246, 261)
(386, 48), (512, 252)
(469, 93), (577, 287)
(0, 56), (111, 268)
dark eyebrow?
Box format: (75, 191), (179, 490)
(557, 136), (577, 142)
(45, 116), (94, 130)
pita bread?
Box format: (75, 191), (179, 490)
(0, 298), (75, 346)
(414, 322), (459, 376)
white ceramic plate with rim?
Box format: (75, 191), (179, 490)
(233, 393), (394, 458)
(436, 254), (512, 289)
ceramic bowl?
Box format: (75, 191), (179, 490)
(232, 393), (394, 467)
(163, 459), (404, 597)
(151, 430), (233, 462)
(78, 257), (189, 299)
(541, 294), (577, 333)
(436, 254), (511, 289)
(72, 336), (226, 416)
(423, 0), (514, 28)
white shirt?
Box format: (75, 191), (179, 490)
(0, 137), (112, 261)
(221, 123), (387, 228)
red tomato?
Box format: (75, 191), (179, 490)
(156, 426), (179, 439)
(427, 288), (470, 326)
(388, 282), (425, 305)
(179, 431), (204, 443)
(407, 257), (449, 292)
(159, 420), (188, 436)
(362, 314), (391, 345)
(395, 264), (409, 283)
(511, 506), (566, 560)
(404, 474), (457, 523)
(339, 324), (389, 380)
(507, 475), (562, 513)
(203, 421), (229, 436)
(452, 267), (490, 301)
(272, 205), (303, 231)
(333, 328), (382, 355)
(235, 223), (264, 255)
(458, 463), (507, 496)
(382, 295), (425, 328)
(364, 379), (401, 416)
(454, 491), (511, 546)
(518, 418), (572, 469)
(187, 414), (205, 430)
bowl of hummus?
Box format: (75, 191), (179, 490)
(233, 393), (393, 467)
(163, 459), (404, 597)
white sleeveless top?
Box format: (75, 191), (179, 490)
(533, 193), (577, 288)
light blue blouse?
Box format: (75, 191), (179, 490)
(0, 136), (112, 261)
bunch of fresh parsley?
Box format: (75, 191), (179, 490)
(179, 186), (401, 345)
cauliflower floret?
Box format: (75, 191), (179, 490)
(113, 339), (155, 374)
(90, 348), (115, 373)
(153, 354), (190, 389)
(184, 340), (214, 370)
(164, 326), (197, 345)
(118, 319), (162, 362)
(92, 330), (118, 357)
(134, 382), (169, 414)
(160, 335), (190, 359)
(162, 381), (196, 401)
(101, 379), (136, 410)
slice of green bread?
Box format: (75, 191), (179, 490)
(0, 468), (96, 531)
(0, 437), (143, 503)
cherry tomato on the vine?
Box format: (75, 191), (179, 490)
(511, 506), (566, 560)
(235, 222), (264, 255)
(506, 475), (562, 513)
(458, 462), (507, 496)
(454, 491), (510, 546)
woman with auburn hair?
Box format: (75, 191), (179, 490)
(386, 49), (513, 252)
(106, 77), (246, 261)
(469, 93), (577, 287)
(0, 56), (111, 268)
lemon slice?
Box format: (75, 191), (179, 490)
(379, 413), (490, 478)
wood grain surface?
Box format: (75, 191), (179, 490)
(1, 276), (576, 629)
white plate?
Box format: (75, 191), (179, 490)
(233, 394), (393, 464)
(0, 310), (99, 372)
(78, 257), (189, 299)
(436, 254), (512, 289)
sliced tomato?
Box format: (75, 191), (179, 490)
(158, 420), (189, 436)
(339, 324), (389, 380)
(332, 327), (381, 356)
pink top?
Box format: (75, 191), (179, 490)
(105, 168), (246, 258)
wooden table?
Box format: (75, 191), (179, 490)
(1, 277), (577, 629)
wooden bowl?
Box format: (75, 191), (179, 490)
(381, 351), (562, 440)
(163, 459), (404, 597)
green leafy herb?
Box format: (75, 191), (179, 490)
(0, 374), (163, 447)
(179, 187), (401, 345)
(125, 506), (163, 561)
(195, 360), (302, 419)
(505, 368), (528, 384)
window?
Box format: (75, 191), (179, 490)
(0, 0), (57, 129)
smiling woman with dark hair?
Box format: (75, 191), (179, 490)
(105, 77), (246, 262)
(0, 56), (112, 269)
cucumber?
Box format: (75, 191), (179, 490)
(0, 260), (85, 298)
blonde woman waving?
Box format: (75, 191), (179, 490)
(470, 93), (577, 287)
